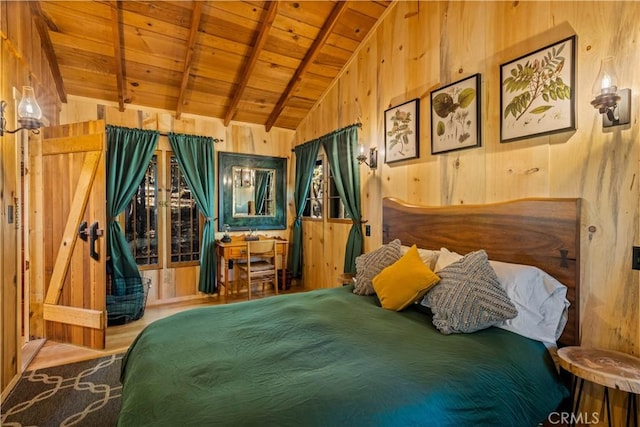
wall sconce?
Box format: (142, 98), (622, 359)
(356, 144), (378, 170)
(0, 86), (43, 136)
(242, 168), (253, 187)
(590, 57), (631, 128)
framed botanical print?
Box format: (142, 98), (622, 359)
(384, 98), (419, 164)
(430, 73), (481, 154)
(500, 35), (576, 143)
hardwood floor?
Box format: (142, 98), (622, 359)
(26, 285), (306, 371)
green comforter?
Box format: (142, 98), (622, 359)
(118, 286), (568, 426)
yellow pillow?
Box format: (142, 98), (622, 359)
(372, 244), (440, 311)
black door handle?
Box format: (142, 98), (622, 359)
(89, 221), (104, 261)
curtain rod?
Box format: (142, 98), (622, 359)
(291, 122), (361, 152)
(106, 124), (223, 143)
(158, 131), (223, 143)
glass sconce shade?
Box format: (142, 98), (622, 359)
(589, 56), (631, 128)
(0, 85), (43, 135)
(356, 143), (377, 170)
(17, 86), (43, 120)
(356, 144), (367, 162)
(592, 57), (619, 97)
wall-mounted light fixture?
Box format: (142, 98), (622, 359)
(590, 57), (631, 128)
(356, 144), (378, 170)
(0, 86), (43, 136)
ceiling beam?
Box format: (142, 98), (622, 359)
(110, 0), (125, 112)
(264, 1), (348, 131)
(175, 1), (203, 119)
(223, 1), (278, 127)
(29, 1), (67, 103)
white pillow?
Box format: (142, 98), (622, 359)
(434, 247), (462, 272)
(489, 260), (569, 344)
(430, 247), (569, 344)
(400, 245), (439, 270)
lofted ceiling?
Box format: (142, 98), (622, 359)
(32, 0), (392, 131)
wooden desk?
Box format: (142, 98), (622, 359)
(557, 346), (640, 427)
(215, 236), (288, 296)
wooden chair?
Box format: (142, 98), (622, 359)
(237, 239), (278, 300)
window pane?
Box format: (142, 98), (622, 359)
(328, 167), (350, 219)
(303, 159), (323, 218)
(124, 155), (159, 266)
(169, 156), (200, 263)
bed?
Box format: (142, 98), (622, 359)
(118, 197), (581, 427)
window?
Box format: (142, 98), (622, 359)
(124, 154), (159, 268)
(302, 158), (323, 219)
(327, 165), (350, 220)
(301, 153), (348, 221)
(168, 154), (201, 265)
(260, 170), (274, 215)
(123, 152), (202, 269)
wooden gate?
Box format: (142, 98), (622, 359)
(35, 120), (107, 349)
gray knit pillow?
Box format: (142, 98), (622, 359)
(353, 239), (402, 295)
(424, 250), (517, 334)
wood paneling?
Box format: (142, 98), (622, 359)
(1, 0), (62, 397)
(34, 0), (391, 130)
(295, 1), (639, 422)
(60, 97), (295, 307)
(3, 1), (639, 422)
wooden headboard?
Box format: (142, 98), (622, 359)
(382, 197), (581, 347)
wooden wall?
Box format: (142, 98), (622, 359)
(1, 1), (61, 395)
(2, 0), (294, 395)
(3, 0), (639, 421)
(60, 97), (295, 306)
(294, 0), (640, 421)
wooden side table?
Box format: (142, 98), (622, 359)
(337, 273), (355, 286)
(557, 346), (640, 427)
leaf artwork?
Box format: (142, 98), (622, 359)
(386, 109), (413, 156)
(433, 86), (476, 145)
(503, 42), (570, 121)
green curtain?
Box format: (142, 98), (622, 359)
(254, 169), (269, 215)
(291, 139), (321, 277)
(322, 126), (363, 274)
(168, 133), (217, 294)
(106, 125), (159, 295)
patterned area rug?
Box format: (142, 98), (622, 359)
(1, 353), (123, 427)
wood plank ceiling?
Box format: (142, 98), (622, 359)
(33, 0), (392, 130)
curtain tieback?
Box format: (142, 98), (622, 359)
(205, 217), (216, 223)
(351, 218), (368, 225)
(107, 216), (118, 222)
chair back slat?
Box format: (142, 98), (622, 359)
(238, 239), (278, 300)
(247, 240), (275, 256)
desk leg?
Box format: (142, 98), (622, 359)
(282, 246), (293, 291)
(281, 243), (288, 292)
(224, 259), (230, 297)
(216, 251), (223, 296)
